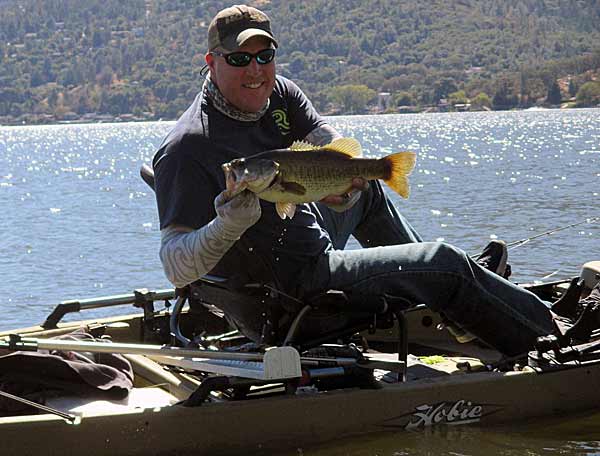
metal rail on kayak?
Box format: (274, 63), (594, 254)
(40, 274), (231, 329)
(41, 288), (176, 329)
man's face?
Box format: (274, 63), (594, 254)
(206, 36), (276, 113)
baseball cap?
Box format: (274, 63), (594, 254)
(208, 4), (278, 52)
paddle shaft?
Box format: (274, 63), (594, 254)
(2, 337), (365, 368)
(2, 337), (265, 361)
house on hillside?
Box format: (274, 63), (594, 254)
(454, 103), (471, 111)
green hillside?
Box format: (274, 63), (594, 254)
(1, 0), (599, 124)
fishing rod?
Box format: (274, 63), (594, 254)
(470, 215), (599, 259)
(505, 215), (599, 250)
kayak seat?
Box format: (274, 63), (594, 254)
(168, 275), (410, 384)
(184, 274), (412, 349)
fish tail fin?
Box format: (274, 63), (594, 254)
(382, 152), (416, 199)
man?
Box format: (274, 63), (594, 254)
(153, 5), (598, 356)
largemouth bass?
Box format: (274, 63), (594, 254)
(222, 138), (416, 220)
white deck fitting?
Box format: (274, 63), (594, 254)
(150, 346), (302, 380)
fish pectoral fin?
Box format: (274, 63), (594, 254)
(275, 202), (297, 220)
(281, 181), (306, 195)
(383, 152), (417, 199)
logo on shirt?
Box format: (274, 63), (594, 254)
(272, 109), (291, 135)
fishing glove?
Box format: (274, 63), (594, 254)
(213, 190), (262, 240)
(159, 190), (261, 288)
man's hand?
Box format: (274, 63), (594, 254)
(319, 178), (369, 211)
(215, 190), (261, 238)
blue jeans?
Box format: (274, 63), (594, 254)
(303, 182), (554, 356)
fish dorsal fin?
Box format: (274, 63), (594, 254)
(289, 138), (362, 158)
(323, 138), (362, 158)
(290, 140), (318, 151)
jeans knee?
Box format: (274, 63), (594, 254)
(429, 241), (469, 271)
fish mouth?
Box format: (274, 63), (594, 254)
(222, 161), (247, 196)
(222, 159), (259, 185)
(222, 159), (279, 195)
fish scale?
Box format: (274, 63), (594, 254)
(261, 150), (387, 202)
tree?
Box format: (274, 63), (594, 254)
(471, 92), (492, 110)
(91, 28), (109, 48)
(520, 77), (546, 106)
(57, 68), (77, 87)
(330, 85), (376, 114)
(0, 88), (24, 104)
(30, 68), (45, 87)
(546, 80), (562, 105)
(96, 65), (114, 87)
(568, 79), (578, 97)
(492, 78), (519, 110)
(288, 51), (307, 74)
(393, 91), (415, 107)
(448, 90), (468, 107)
(432, 78), (458, 104)
(576, 81), (600, 107)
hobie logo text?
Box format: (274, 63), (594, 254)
(405, 400), (483, 430)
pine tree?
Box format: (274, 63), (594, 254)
(547, 80), (562, 105)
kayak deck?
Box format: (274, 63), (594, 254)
(1, 278), (600, 455)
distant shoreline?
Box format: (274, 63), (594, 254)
(3, 105), (597, 128)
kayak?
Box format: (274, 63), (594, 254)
(1, 273), (600, 456)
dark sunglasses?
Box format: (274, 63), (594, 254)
(211, 48), (276, 67)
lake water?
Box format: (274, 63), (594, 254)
(1, 109), (600, 454)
